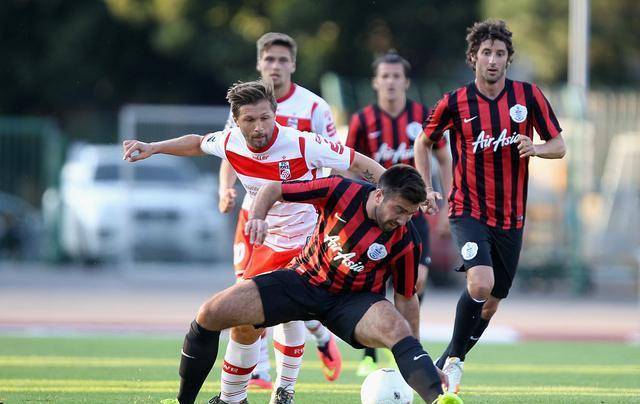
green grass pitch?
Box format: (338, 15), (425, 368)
(0, 335), (638, 403)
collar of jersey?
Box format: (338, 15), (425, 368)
(276, 83), (296, 103)
(471, 78), (511, 103)
(246, 124), (280, 153)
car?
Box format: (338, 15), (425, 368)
(54, 143), (225, 263)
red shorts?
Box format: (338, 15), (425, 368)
(233, 209), (302, 280)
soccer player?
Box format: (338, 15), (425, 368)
(414, 19), (566, 394)
(218, 32), (342, 389)
(346, 50), (452, 375)
(168, 164), (456, 404)
(123, 79), (384, 404)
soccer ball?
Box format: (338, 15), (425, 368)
(360, 368), (414, 404)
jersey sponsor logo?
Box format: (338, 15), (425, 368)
(367, 130), (381, 139)
(463, 115), (478, 123)
(233, 242), (245, 265)
(279, 161), (291, 180)
(334, 213), (347, 223)
(287, 117), (299, 128)
(252, 153), (268, 160)
(374, 142), (414, 163)
(324, 234), (365, 272)
(472, 128), (521, 154)
(509, 104), (528, 123)
(367, 243), (388, 261)
(406, 121), (423, 140)
(461, 241), (478, 260)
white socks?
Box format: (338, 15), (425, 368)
(220, 338), (260, 402)
(304, 320), (331, 347)
(273, 321), (306, 392)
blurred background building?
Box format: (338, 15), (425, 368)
(0, 0), (638, 298)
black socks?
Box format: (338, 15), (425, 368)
(392, 336), (443, 402)
(177, 320), (221, 404)
(448, 288), (485, 361)
(363, 347), (377, 361)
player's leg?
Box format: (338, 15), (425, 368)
(463, 224), (522, 354)
(270, 321), (306, 402)
(248, 330), (273, 389)
(177, 280), (266, 404)
(305, 319), (342, 381)
(435, 295), (500, 370)
(437, 217), (494, 393)
(217, 325), (263, 403)
(352, 299), (444, 402)
(234, 210), (274, 390)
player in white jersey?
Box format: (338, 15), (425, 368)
(123, 80), (384, 404)
(217, 33), (343, 390)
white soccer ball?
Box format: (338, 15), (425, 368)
(360, 368), (414, 404)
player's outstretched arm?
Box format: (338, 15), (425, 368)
(122, 135), (205, 162)
(414, 132), (442, 215)
(347, 152), (385, 183)
(394, 292), (420, 339)
(245, 182), (283, 245)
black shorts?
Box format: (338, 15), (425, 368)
(449, 216), (523, 299)
(252, 269), (386, 349)
(411, 212), (431, 266)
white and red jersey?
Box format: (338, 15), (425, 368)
(225, 83), (337, 139)
(201, 124), (353, 251)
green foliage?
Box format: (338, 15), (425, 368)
(482, 0), (640, 86)
(0, 0), (478, 117)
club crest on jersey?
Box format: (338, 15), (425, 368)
(287, 117), (299, 128)
(461, 242), (478, 260)
(367, 243), (388, 261)
(509, 104), (528, 123)
(279, 161), (291, 180)
(406, 121), (423, 140)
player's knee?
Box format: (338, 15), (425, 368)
(467, 280), (493, 301)
(195, 293), (226, 330)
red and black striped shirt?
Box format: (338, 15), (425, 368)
(346, 100), (446, 168)
(281, 176), (421, 297)
(423, 79), (562, 229)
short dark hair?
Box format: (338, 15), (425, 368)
(371, 50), (411, 78)
(465, 19), (514, 70)
(378, 164), (426, 205)
(226, 79), (278, 119)
(257, 32), (297, 62)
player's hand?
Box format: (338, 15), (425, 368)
(421, 189), (442, 215)
(437, 367), (450, 391)
(516, 135), (537, 158)
(244, 218), (268, 246)
(218, 188), (237, 213)
(122, 140), (154, 162)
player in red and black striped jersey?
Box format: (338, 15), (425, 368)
(174, 165), (452, 403)
(415, 19), (566, 394)
(283, 175), (421, 296)
(346, 50), (454, 375)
